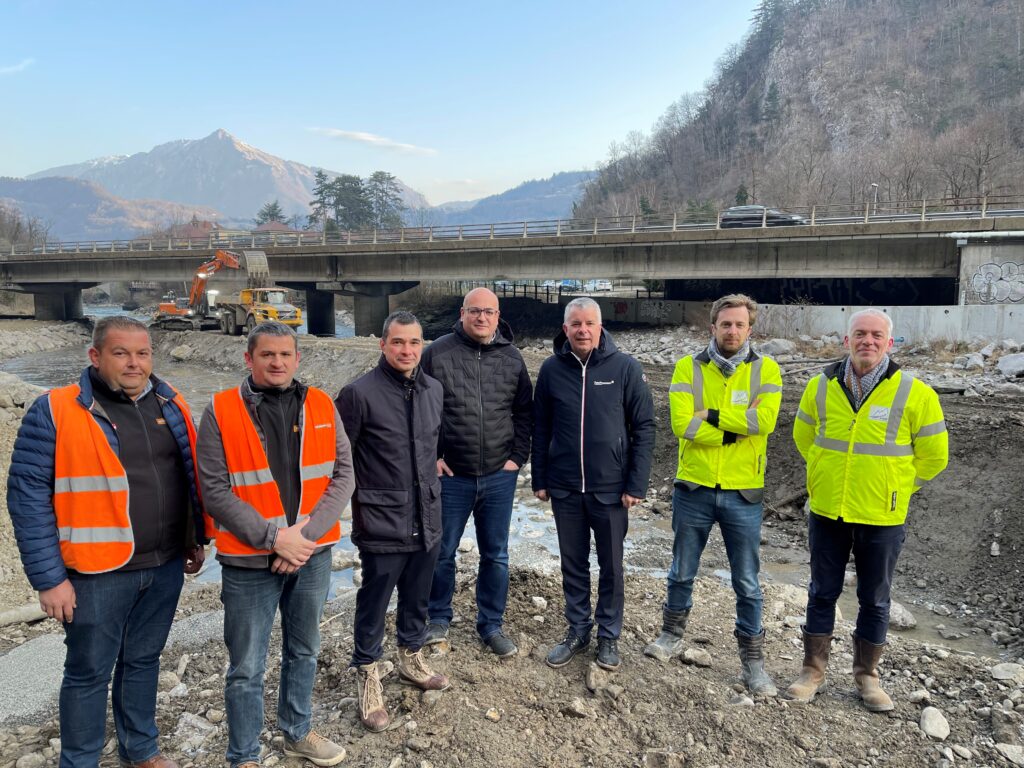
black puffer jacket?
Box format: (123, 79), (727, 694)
(420, 320), (533, 476)
(532, 330), (656, 498)
(335, 358), (443, 554)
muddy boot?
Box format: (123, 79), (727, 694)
(643, 605), (689, 662)
(396, 646), (451, 691)
(735, 629), (777, 697)
(852, 633), (894, 712)
(356, 662), (390, 732)
(783, 628), (832, 703)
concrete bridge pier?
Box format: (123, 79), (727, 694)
(304, 288), (337, 337)
(353, 294), (389, 337)
(33, 289), (84, 321)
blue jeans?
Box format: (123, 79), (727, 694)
(221, 549), (331, 768)
(666, 485), (764, 636)
(428, 469), (518, 639)
(60, 557), (184, 768)
(805, 512), (906, 645)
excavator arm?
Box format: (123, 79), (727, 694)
(187, 249), (241, 311)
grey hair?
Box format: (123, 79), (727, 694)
(382, 310), (421, 340)
(247, 320), (299, 355)
(92, 316), (149, 350)
(563, 297), (602, 325)
(847, 308), (893, 337)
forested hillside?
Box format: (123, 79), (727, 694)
(578, 0), (1024, 216)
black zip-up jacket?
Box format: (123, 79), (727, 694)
(532, 330), (656, 498)
(420, 320), (533, 476)
(335, 358), (443, 553)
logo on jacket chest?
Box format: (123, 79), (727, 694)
(730, 390), (749, 406)
(593, 380), (615, 386)
(869, 406), (890, 422)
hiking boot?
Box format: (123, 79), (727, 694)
(118, 757), (179, 768)
(423, 622), (449, 646)
(643, 605), (689, 662)
(283, 730), (346, 766)
(596, 637), (621, 671)
(356, 662), (390, 732)
(735, 629), (778, 697)
(484, 631), (518, 658)
(783, 627), (832, 704)
(852, 633), (894, 712)
(546, 630), (590, 668)
(396, 646), (450, 690)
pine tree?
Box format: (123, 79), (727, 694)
(254, 200), (286, 225)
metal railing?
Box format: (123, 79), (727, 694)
(7, 195), (1024, 257)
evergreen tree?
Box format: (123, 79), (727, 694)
(309, 170), (334, 231)
(365, 171), (406, 229)
(735, 183), (750, 205)
(331, 174), (373, 231)
(762, 82), (782, 126)
(254, 199), (286, 225)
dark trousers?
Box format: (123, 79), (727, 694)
(351, 544), (440, 666)
(805, 512), (906, 645)
(551, 491), (628, 640)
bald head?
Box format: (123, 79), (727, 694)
(461, 287), (500, 343)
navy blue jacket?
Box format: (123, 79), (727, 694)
(532, 330), (655, 498)
(7, 368), (203, 592)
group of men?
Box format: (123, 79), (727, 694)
(7, 287), (948, 768)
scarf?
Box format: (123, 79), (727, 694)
(843, 354), (890, 411)
(708, 337), (750, 378)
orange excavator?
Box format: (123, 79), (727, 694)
(152, 249), (241, 331)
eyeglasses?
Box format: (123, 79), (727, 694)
(464, 307), (498, 317)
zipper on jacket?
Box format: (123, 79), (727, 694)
(405, 383), (420, 540)
(477, 347), (484, 473)
(579, 358), (588, 493)
(132, 396), (164, 553)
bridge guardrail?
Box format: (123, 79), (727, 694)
(8, 195), (1024, 256)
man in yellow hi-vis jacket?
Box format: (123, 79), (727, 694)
(644, 294), (782, 697)
(784, 308), (948, 712)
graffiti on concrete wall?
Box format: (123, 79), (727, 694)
(637, 300), (673, 322)
(970, 262), (1024, 303)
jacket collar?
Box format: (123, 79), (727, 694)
(553, 328), (618, 364)
(824, 357), (900, 381)
(695, 346), (760, 365)
(377, 355), (423, 390)
(240, 374), (308, 406)
(453, 318), (514, 348)
(76, 366), (173, 409)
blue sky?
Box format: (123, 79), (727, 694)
(1, 1), (760, 205)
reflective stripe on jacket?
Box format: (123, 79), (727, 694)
(49, 382), (199, 574)
(669, 349), (782, 490)
(793, 360), (948, 525)
(207, 385), (339, 556)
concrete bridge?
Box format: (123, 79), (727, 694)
(4, 210), (1024, 335)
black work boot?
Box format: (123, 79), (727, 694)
(643, 605), (690, 662)
(546, 630), (590, 668)
(596, 637), (621, 671)
(735, 628), (778, 696)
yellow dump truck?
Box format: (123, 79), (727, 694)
(215, 286), (303, 335)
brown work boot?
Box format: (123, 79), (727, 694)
(852, 633), (894, 712)
(119, 757), (179, 768)
(283, 730), (346, 766)
(356, 662), (390, 732)
(783, 627), (832, 703)
(396, 646), (450, 691)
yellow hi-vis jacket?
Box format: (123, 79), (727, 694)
(670, 349), (782, 490)
(793, 360), (948, 526)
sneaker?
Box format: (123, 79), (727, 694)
(283, 730), (346, 766)
(396, 646), (451, 691)
(596, 637), (621, 671)
(545, 630), (590, 668)
(423, 622), (449, 646)
(484, 631), (518, 658)
(356, 662), (390, 732)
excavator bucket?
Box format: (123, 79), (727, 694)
(243, 250), (270, 288)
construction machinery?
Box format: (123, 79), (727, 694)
(151, 249), (303, 333)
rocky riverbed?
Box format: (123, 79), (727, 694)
(0, 318), (1020, 767)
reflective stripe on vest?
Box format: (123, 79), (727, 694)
(813, 373), (916, 457)
(208, 386), (340, 556)
(49, 385), (135, 573)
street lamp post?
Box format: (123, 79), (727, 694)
(870, 183), (879, 215)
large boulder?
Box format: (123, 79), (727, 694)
(757, 338), (797, 356)
(997, 352), (1024, 378)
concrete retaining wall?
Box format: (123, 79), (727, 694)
(959, 242), (1024, 305)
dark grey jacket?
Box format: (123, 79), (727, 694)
(335, 358), (444, 554)
(419, 320), (533, 476)
(197, 377), (355, 569)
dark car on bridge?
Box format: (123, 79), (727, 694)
(719, 205), (808, 228)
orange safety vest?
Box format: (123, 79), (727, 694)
(49, 383), (199, 574)
(208, 385), (340, 556)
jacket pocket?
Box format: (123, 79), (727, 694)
(353, 488), (409, 542)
